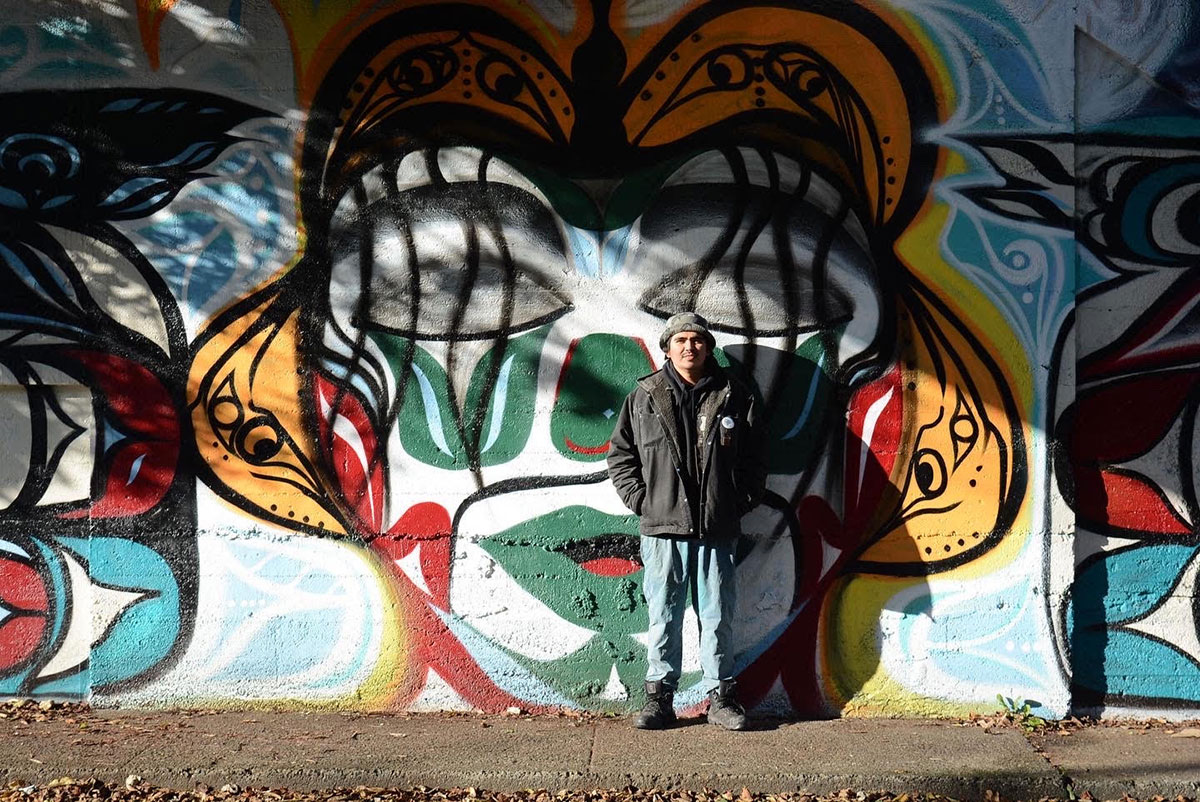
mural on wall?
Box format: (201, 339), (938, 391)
(0, 0), (1197, 718)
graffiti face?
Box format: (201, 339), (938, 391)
(0, 0), (1053, 715)
(316, 144), (889, 704)
(277, 0), (952, 708)
(14, 0), (1200, 718)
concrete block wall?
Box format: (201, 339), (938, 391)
(0, 0), (1197, 718)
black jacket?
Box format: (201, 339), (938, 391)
(606, 363), (767, 539)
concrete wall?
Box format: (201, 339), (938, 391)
(0, 0), (1197, 718)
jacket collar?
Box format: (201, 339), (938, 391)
(639, 362), (731, 463)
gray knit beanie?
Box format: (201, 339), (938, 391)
(658, 311), (716, 351)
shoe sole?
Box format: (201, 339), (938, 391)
(707, 717), (747, 731)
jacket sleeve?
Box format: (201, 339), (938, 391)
(606, 392), (646, 516)
(736, 391), (768, 515)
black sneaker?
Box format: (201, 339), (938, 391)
(706, 680), (747, 730)
(635, 680), (677, 729)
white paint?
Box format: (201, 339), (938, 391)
(38, 388), (95, 507)
(449, 536), (596, 662)
(394, 542), (432, 597)
(46, 225), (171, 353)
(38, 549), (143, 679)
(1124, 549), (1200, 666)
(408, 667), (479, 712)
(732, 536), (795, 657)
(600, 663), (628, 701)
(0, 383), (32, 510)
(109, 529), (386, 703)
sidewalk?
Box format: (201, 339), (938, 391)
(3, 708), (1200, 801)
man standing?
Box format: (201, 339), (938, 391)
(607, 312), (767, 730)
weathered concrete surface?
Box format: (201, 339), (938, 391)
(1034, 728), (1200, 799)
(589, 719), (1061, 799)
(3, 711), (1192, 801)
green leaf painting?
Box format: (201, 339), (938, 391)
(371, 326), (550, 469)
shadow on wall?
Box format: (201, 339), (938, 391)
(1, 0), (1139, 716)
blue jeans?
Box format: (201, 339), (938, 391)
(640, 535), (736, 693)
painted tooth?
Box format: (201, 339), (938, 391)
(395, 149), (432, 192)
(776, 154), (805, 195)
(663, 150), (735, 186)
(803, 169), (845, 217)
(484, 158), (551, 206)
(737, 146), (773, 189)
(331, 189), (358, 227)
(436, 145), (485, 184)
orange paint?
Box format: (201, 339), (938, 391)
(135, 0), (178, 70)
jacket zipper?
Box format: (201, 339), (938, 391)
(696, 389), (732, 538)
(647, 398), (696, 533)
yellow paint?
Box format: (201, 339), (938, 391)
(621, 7), (912, 227)
(891, 7), (959, 114)
(824, 575), (1003, 717)
(189, 292), (347, 535)
(279, 0), (583, 105)
(898, 201), (1035, 417)
(858, 294), (1025, 568)
(351, 544), (411, 708)
(325, 29), (575, 186)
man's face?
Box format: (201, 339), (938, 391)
(666, 331), (709, 375)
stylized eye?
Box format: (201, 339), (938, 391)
(912, 448), (947, 499)
(327, 147), (572, 341)
(950, 390), (980, 469)
(210, 378), (295, 468)
(763, 49), (830, 100)
(636, 147), (878, 341)
(204, 372), (326, 505)
(235, 416), (284, 463)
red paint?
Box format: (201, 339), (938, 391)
(1067, 370), (1198, 536)
(372, 529), (556, 714)
(578, 557), (641, 577)
(564, 436), (611, 455)
(0, 617), (45, 672)
(1089, 472), (1192, 536)
(62, 351), (179, 519)
(373, 502), (453, 610)
(315, 375), (385, 535)
(0, 556), (48, 671)
(822, 365), (903, 550)
(1069, 373), (1196, 463)
(737, 367), (909, 717)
